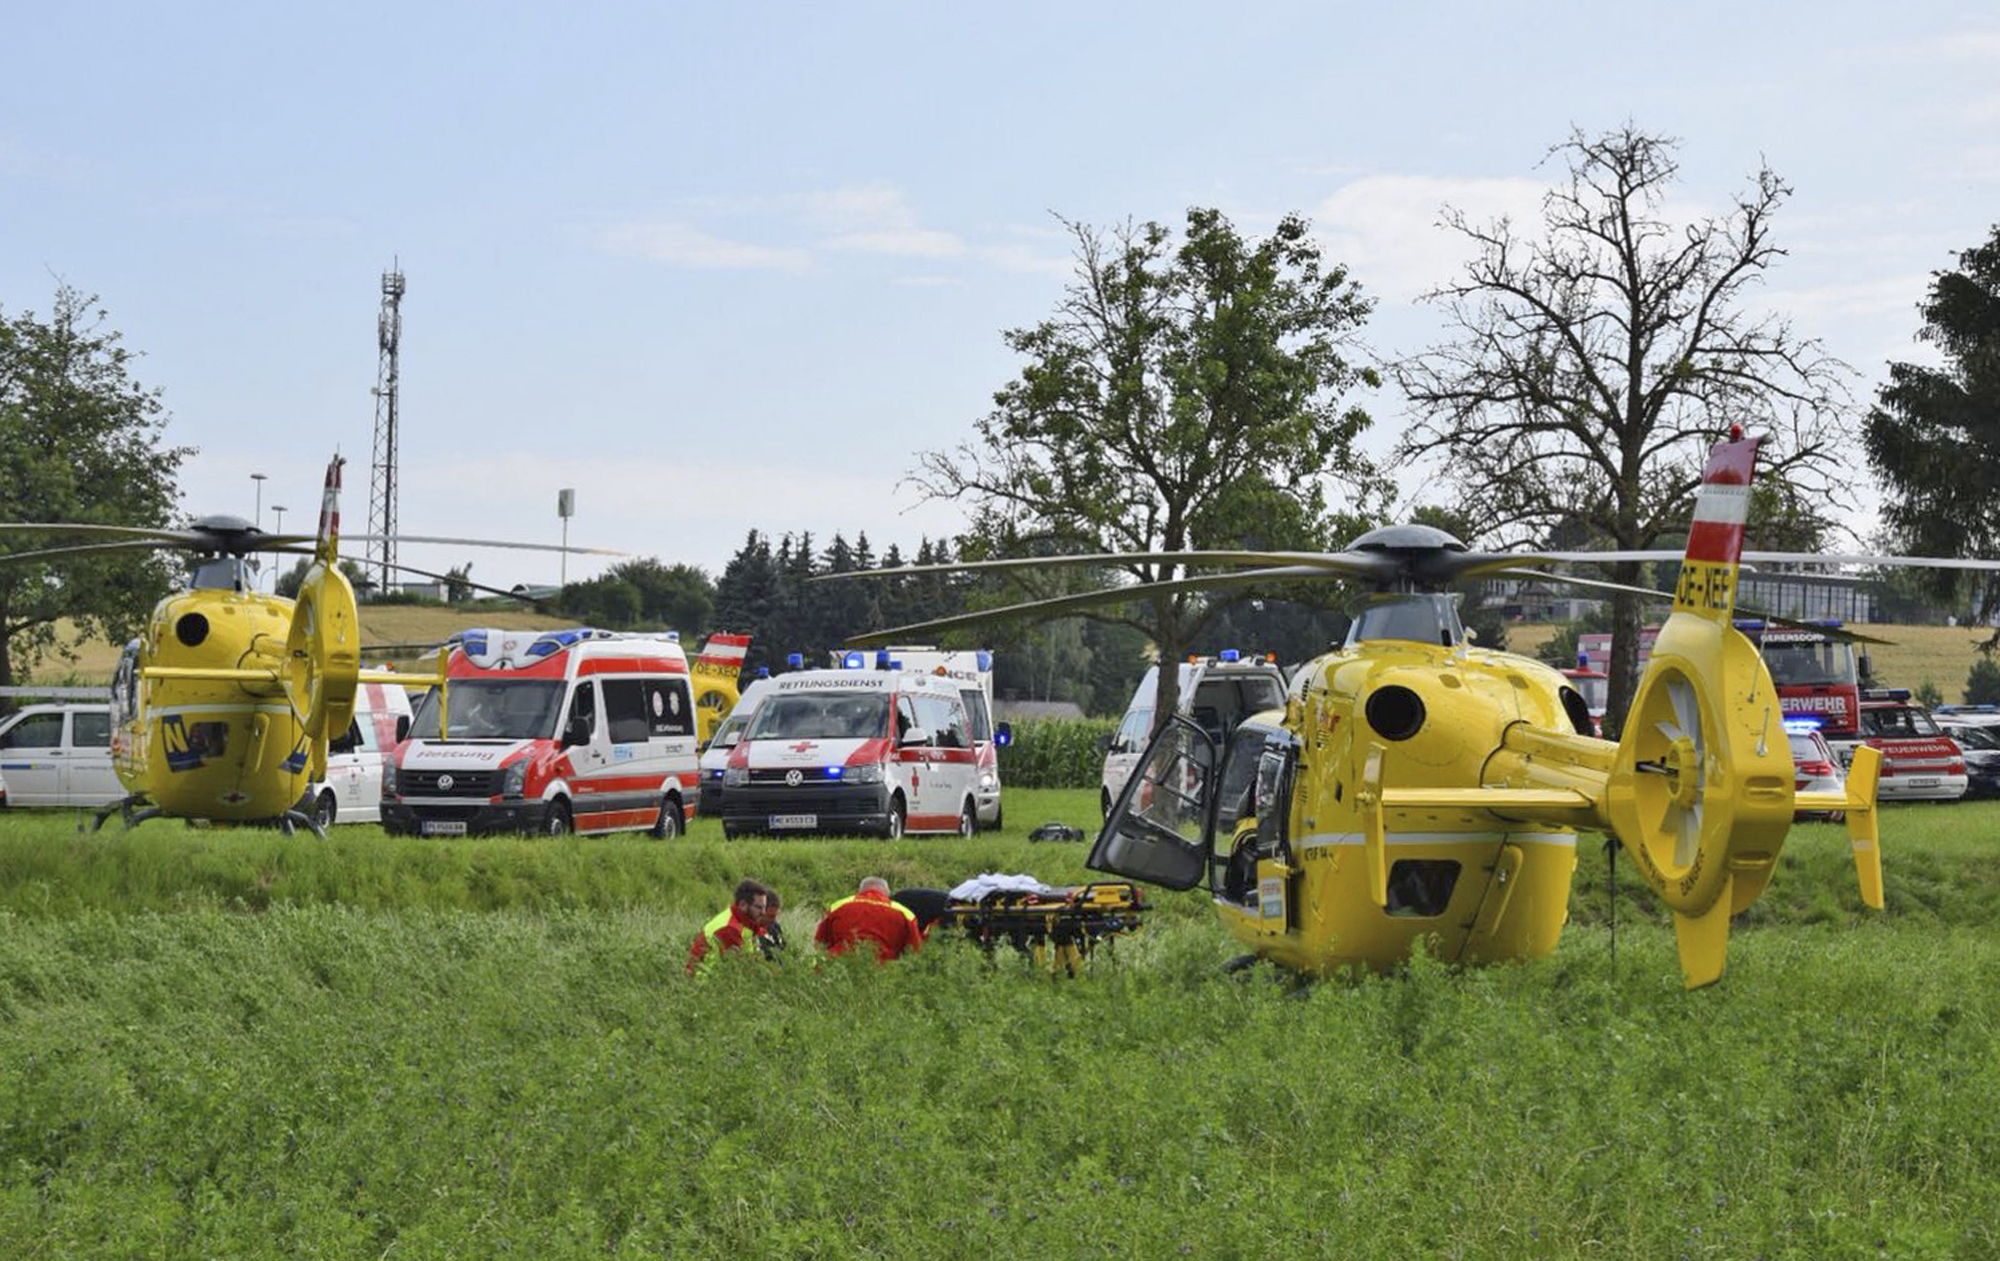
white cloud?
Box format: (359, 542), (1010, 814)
(593, 220), (811, 271)
(1312, 174), (1549, 303)
(1759, 274), (1930, 320)
(825, 227), (968, 258)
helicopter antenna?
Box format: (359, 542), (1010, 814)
(367, 263), (406, 596)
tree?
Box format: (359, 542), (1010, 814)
(1864, 223), (2000, 630)
(0, 287), (190, 686)
(1966, 656), (2000, 707)
(919, 207), (1378, 732)
(277, 556), (367, 600)
(444, 562), (474, 604)
(1396, 126), (1849, 734)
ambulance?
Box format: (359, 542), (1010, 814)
(719, 667), (980, 838)
(831, 645), (1010, 828)
(1100, 651), (1288, 817)
(382, 627), (700, 837)
(296, 681), (415, 827)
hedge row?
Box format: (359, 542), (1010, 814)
(995, 716), (1118, 790)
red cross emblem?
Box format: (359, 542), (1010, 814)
(788, 740), (818, 753)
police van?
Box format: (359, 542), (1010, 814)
(1100, 651), (1289, 816)
(832, 645), (1009, 828)
(296, 681), (416, 827)
(719, 667), (980, 839)
(382, 628), (699, 837)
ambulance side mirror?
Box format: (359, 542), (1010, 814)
(899, 726), (931, 747)
(995, 721), (1013, 748)
(562, 715), (591, 748)
(394, 715), (411, 745)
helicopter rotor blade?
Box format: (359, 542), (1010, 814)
(843, 565), (1348, 647)
(0, 537), (196, 566)
(813, 549), (1391, 584)
(344, 533), (625, 557)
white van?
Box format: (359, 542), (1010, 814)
(832, 646), (1008, 828)
(383, 627), (700, 837)
(296, 681), (416, 827)
(0, 703), (124, 809)
(718, 668), (980, 838)
(1101, 652), (1289, 816)
(698, 673), (773, 820)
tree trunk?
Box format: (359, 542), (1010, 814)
(1149, 593), (1183, 743)
(1602, 569), (1644, 742)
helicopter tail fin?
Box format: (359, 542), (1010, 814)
(314, 455), (344, 565)
(1603, 430), (1803, 988)
(1794, 743), (1886, 909)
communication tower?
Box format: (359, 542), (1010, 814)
(367, 265), (406, 595)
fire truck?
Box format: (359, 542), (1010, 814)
(1580, 619), (1862, 739)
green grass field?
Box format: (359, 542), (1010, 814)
(1, 791), (1997, 1258)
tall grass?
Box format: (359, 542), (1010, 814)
(2, 798), (1997, 1256)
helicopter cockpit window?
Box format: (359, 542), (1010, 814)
(1345, 593), (1465, 648)
(1214, 725), (1271, 834)
(414, 680), (567, 741)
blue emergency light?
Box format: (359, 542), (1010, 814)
(977, 650), (993, 671)
(665, 631), (680, 643)
(995, 728), (1013, 747)
(786, 652), (804, 670)
(876, 649), (892, 671)
(1219, 649), (1240, 663)
(755, 666), (770, 679)
(826, 766), (843, 779)
(1578, 652), (1590, 670)
(843, 651), (867, 670)
(1782, 715), (1825, 735)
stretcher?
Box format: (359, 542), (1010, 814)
(935, 879), (1149, 976)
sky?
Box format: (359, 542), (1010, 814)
(4, 2), (1997, 592)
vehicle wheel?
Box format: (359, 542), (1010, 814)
(544, 799), (572, 836)
(884, 796), (906, 840)
(651, 796), (683, 839)
(313, 791), (337, 830)
(957, 799), (975, 838)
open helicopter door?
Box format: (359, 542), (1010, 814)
(1087, 715), (1217, 890)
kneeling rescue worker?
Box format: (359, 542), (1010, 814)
(688, 878), (777, 976)
(814, 876), (924, 962)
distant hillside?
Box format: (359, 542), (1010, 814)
(24, 606), (584, 683)
(1508, 621), (1996, 703)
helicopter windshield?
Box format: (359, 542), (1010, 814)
(411, 680), (567, 741)
(1344, 593), (1465, 647)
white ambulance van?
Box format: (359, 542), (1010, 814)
(833, 645), (1011, 828)
(0, 703), (123, 809)
(296, 681), (416, 827)
(382, 628), (699, 837)
(1100, 651), (1289, 816)
(719, 667), (979, 839)
(698, 671), (774, 819)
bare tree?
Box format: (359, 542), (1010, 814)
(1395, 125), (1850, 732)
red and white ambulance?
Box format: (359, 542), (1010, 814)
(833, 645), (1009, 828)
(1828, 690), (1967, 803)
(382, 627), (700, 837)
(719, 667), (979, 838)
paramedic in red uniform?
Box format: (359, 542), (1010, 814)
(688, 878), (775, 975)
(814, 876), (924, 962)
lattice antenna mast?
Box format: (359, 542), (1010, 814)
(367, 264), (406, 594)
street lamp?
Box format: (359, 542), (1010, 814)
(250, 473), (268, 529)
(269, 505), (287, 593)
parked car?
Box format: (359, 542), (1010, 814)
(1828, 692), (1967, 802)
(0, 703), (123, 808)
(1934, 715), (2000, 800)
(1787, 721), (1846, 820)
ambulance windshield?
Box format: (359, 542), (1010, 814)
(412, 680), (566, 741)
(746, 693), (890, 741)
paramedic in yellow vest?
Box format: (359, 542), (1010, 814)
(688, 878), (775, 975)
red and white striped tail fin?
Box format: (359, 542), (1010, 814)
(315, 455), (345, 565)
(1670, 430), (1761, 624)
(691, 632), (751, 677)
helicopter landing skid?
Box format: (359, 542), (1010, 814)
(278, 809), (327, 841)
(89, 796), (163, 833)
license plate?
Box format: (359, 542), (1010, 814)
(770, 813), (818, 829)
(1908, 778), (1940, 788)
(421, 820), (468, 836)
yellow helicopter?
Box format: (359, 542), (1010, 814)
(0, 456), (613, 834)
(831, 431), (1916, 988)
(688, 632), (753, 746)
